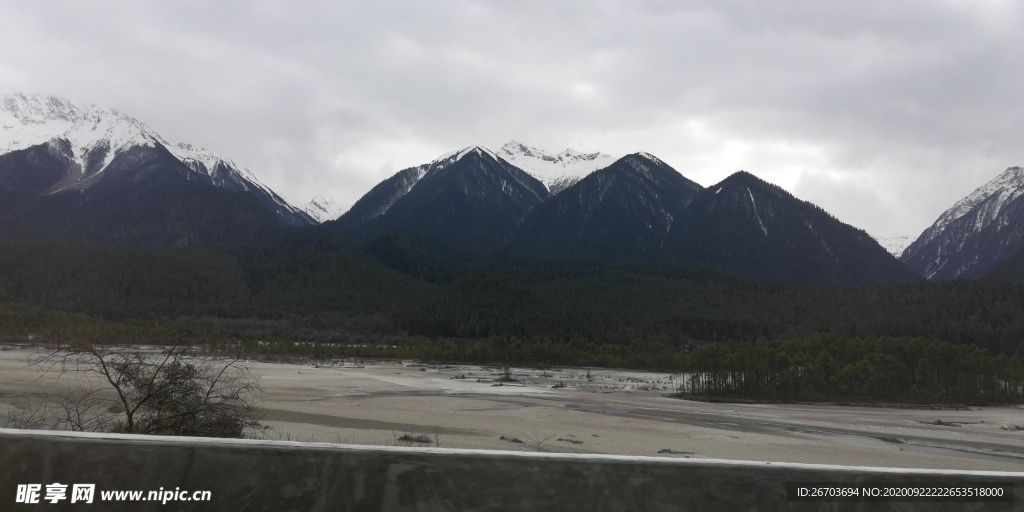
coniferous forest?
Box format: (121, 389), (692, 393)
(1, 229), (1023, 405)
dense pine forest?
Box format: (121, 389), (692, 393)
(1, 229), (1023, 405)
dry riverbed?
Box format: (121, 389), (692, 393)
(2, 346), (1023, 471)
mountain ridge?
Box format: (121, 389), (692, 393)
(336, 144), (917, 285)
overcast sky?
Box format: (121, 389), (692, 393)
(3, 1), (1023, 239)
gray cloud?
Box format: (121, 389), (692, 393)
(3, 1), (1023, 239)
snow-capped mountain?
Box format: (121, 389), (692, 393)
(0, 94), (316, 246)
(335, 141), (916, 285)
(0, 93), (312, 227)
(331, 145), (547, 249)
(1, 93), (157, 174)
(902, 166), (1024, 280)
(334, 141), (613, 230)
(497, 140), (615, 194)
(510, 152), (701, 261)
(304, 195), (347, 224)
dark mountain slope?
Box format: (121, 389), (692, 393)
(0, 143), (287, 246)
(332, 147), (548, 251)
(666, 171), (919, 285)
(510, 153), (701, 262)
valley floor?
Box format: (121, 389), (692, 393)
(2, 346), (1022, 471)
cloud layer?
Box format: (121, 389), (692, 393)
(3, 1), (1023, 238)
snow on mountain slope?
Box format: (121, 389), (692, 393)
(873, 235), (914, 257)
(510, 152), (701, 261)
(901, 166), (1024, 279)
(304, 195), (347, 223)
(0, 93), (312, 225)
(497, 140), (615, 194)
(334, 142), (548, 248)
(168, 141), (312, 224)
(419, 145), (547, 205)
(337, 142), (606, 227)
(915, 167), (1024, 251)
(1, 93), (159, 176)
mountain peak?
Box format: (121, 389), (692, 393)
(929, 166), (1024, 239)
(3, 93), (85, 124)
(2, 93), (151, 135)
(622, 151), (667, 164)
(432, 145), (500, 166)
(508, 149), (700, 263)
(902, 165), (1024, 279)
(458, 145), (500, 161)
(337, 142), (547, 249)
(635, 151), (665, 165)
(499, 140), (540, 157)
(666, 169), (914, 285)
(0, 93), (312, 227)
(2, 93), (126, 123)
(617, 152), (673, 181)
(715, 170), (779, 191)
(1, 93), (160, 164)
(727, 169), (756, 179)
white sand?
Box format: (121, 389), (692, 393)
(2, 346), (1022, 471)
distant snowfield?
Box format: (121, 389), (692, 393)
(874, 234), (915, 257)
(496, 140), (615, 194)
(2, 346), (1023, 471)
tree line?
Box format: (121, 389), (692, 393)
(2, 235), (1024, 406)
(7, 237), (1024, 359)
(224, 334), (1024, 405)
(676, 336), (1024, 404)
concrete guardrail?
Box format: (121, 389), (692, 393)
(1, 428), (1022, 511)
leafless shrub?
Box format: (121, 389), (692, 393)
(497, 364), (517, 383)
(397, 433), (432, 444)
(518, 428), (558, 452)
(29, 339), (261, 438)
(0, 399), (58, 430)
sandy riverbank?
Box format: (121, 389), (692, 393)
(2, 346), (1022, 471)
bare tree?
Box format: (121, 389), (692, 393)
(30, 340), (261, 438)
